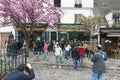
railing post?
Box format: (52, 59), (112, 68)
(0, 59), (3, 79)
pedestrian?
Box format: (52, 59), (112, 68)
(17, 40), (23, 53)
(65, 42), (71, 61)
(78, 43), (85, 67)
(33, 41), (37, 54)
(91, 44), (107, 80)
(5, 63), (35, 80)
(33, 40), (41, 61)
(71, 44), (80, 70)
(53, 43), (62, 68)
(87, 43), (92, 59)
(12, 39), (18, 58)
(22, 40), (27, 54)
(44, 42), (49, 61)
(60, 39), (65, 52)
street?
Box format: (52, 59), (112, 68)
(27, 51), (120, 80)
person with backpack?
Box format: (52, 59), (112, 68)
(91, 44), (107, 80)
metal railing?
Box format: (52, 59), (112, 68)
(0, 49), (26, 79)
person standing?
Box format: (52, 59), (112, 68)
(91, 44), (107, 80)
(53, 43), (62, 68)
(44, 42), (49, 61)
(71, 44), (80, 70)
(12, 39), (18, 58)
(65, 43), (71, 61)
(78, 44), (85, 67)
(22, 40), (27, 55)
(87, 43), (92, 59)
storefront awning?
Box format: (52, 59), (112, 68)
(100, 28), (120, 37)
(107, 33), (120, 37)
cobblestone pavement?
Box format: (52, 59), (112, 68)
(27, 51), (120, 80)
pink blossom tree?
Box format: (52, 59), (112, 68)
(0, 0), (63, 58)
(0, 0), (63, 32)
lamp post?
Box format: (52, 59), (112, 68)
(105, 39), (111, 57)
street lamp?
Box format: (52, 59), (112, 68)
(105, 39), (111, 43)
(105, 39), (111, 57)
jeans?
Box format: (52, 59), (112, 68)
(44, 51), (48, 59)
(79, 55), (84, 66)
(65, 51), (70, 60)
(73, 58), (78, 69)
(55, 56), (61, 67)
(22, 48), (26, 54)
(92, 72), (104, 80)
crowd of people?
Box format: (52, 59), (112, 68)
(5, 39), (107, 80)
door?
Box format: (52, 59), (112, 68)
(1, 33), (9, 48)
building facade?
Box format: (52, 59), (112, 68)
(45, 0), (95, 41)
(0, 0), (95, 45)
(94, 0), (120, 53)
(60, 0), (94, 23)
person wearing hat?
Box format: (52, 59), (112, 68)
(91, 44), (107, 80)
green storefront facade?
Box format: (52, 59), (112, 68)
(54, 24), (90, 41)
(16, 23), (90, 42)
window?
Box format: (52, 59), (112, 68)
(74, 14), (82, 23)
(54, 0), (61, 7)
(75, 0), (82, 7)
(113, 14), (120, 25)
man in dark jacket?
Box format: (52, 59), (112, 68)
(91, 44), (107, 80)
(5, 63), (35, 80)
(71, 45), (80, 70)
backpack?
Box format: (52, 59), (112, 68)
(99, 51), (107, 61)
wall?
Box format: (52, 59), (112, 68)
(60, 0), (94, 23)
(82, 0), (94, 8)
(61, 8), (94, 23)
(50, 0), (94, 24)
(61, 0), (74, 7)
(61, 0), (94, 8)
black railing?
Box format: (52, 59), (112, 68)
(0, 49), (26, 79)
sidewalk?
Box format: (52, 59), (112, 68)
(27, 51), (120, 80)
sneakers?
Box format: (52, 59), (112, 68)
(67, 60), (69, 62)
(58, 66), (61, 68)
(53, 66), (56, 68)
(53, 66), (61, 68)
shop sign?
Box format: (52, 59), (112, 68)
(16, 27), (46, 31)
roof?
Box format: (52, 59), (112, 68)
(100, 28), (120, 37)
(94, 0), (120, 15)
(93, 0), (120, 27)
